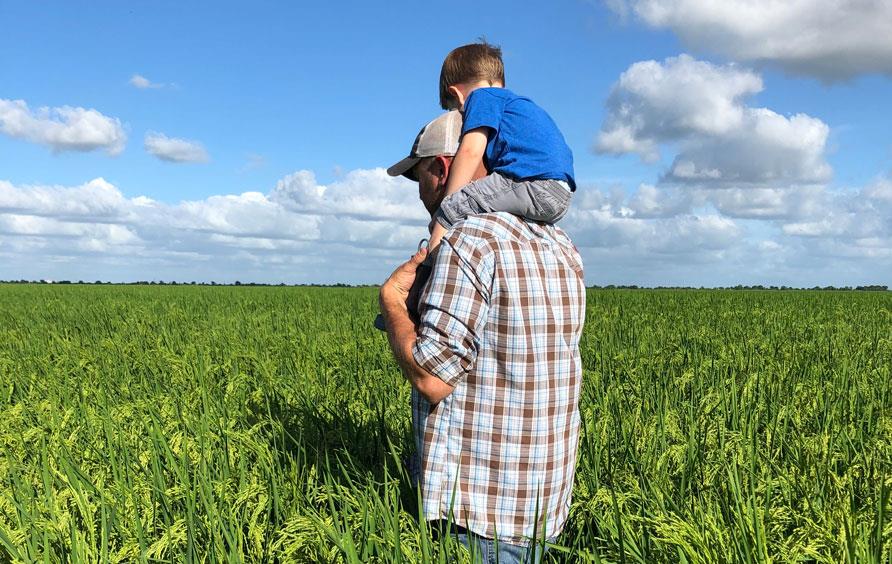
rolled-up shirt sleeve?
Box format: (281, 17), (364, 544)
(412, 230), (493, 387)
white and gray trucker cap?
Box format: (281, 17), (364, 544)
(386, 110), (462, 180)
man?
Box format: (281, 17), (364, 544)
(380, 111), (586, 563)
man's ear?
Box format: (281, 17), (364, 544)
(447, 85), (465, 109)
(434, 155), (452, 185)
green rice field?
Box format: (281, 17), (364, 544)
(1, 284), (890, 562)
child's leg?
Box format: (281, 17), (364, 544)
(427, 221), (448, 251)
(526, 179), (573, 223)
(434, 173), (572, 242)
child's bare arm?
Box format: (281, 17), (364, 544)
(444, 128), (488, 196)
(428, 128), (488, 251)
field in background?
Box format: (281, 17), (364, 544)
(1, 285), (890, 562)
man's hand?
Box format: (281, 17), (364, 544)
(379, 246), (454, 404)
(380, 246), (428, 311)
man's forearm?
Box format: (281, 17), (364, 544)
(380, 292), (454, 404)
(380, 293), (420, 375)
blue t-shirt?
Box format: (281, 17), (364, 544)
(462, 87), (575, 191)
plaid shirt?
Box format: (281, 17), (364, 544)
(412, 212), (585, 545)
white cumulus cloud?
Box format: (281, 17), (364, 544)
(563, 184), (741, 252)
(1, 170), (890, 287)
(0, 170), (428, 284)
(607, 0), (892, 80)
(597, 55), (832, 188)
(144, 132), (210, 163)
(0, 98), (127, 155)
(702, 186), (825, 220)
(626, 184), (695, 218)
(781, 176), (892, 241)
(271, 169), (428, 223)
(664, 109), (831, 185)
(0, 177), (127, 220)
(597, 55), (763, 161)
(129, 74), (164, 89)
(563, 179), (892, 286)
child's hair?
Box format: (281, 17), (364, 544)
(439, 41), (505, 109)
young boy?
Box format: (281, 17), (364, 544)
(427, 41), (576, 251)
(375, 42), (575, 331)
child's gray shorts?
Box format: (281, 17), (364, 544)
(435, 172), (572, 228)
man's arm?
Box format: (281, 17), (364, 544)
(379, 249), (455, 404)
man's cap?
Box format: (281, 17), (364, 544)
(387, 110), (462, 180)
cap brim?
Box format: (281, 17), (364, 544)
(386, 156), (421, 179)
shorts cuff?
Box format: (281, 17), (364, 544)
(434, 207), (454, 229)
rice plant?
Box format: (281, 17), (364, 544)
(1, 285), (890, 562)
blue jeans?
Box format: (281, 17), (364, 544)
(454, 530), (549, 564)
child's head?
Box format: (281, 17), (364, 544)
(439, 41), (505, 110)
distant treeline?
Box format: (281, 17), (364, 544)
(0, 280), (888, 291)
(0, 280), (371, 288)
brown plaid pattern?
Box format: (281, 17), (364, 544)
(411, 212), (585, 546)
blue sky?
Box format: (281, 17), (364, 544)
(2, 0), (891, 286)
